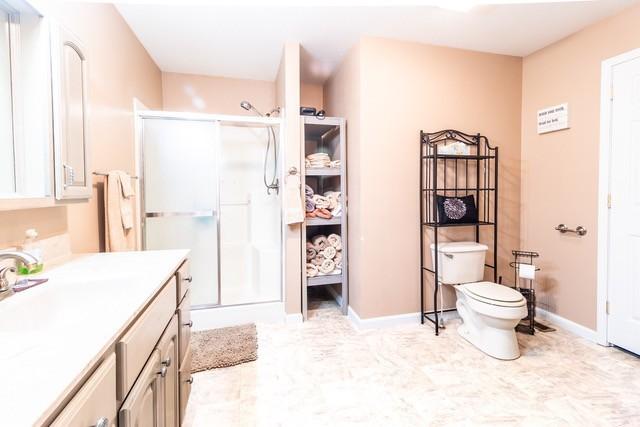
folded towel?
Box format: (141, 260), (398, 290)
(312, 235), (328, 251)
(305, 198), (315, 212)
(329, 160), (341, 168)
(316, 208), (332, 219)
(319, 259), (336, 274)
(328, 233), (342, 250)
(305, 185), (314, 197)
(284, 174), (304, 225)
(312, 195), (330, 209)
(322, 246), (336, 260)
(306, 263), (319, 277)
(306, 246), (317, 261)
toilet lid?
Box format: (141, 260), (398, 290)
(462, 282), (525, 306)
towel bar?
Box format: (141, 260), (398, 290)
(93, 171), (139, 179)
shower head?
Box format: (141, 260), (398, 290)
(240, 100), (263, 116)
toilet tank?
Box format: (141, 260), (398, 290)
(430, 242), (488, 284)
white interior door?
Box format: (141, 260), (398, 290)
(608, 55), (640, 355)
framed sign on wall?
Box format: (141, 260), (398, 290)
(537, 103), (569, 134)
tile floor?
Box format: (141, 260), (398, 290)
(184, 300), (640, 426)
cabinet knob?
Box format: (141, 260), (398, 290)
(184, 320), (193, 328)
(186, 376), (194, 384)
(159, 366), (167, 378)
(94, 417), (109, 427)
(162, 357), (171, 368)
(183, 275), (193, 283)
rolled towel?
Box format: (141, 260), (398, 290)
(319, 258), (336, 274)
(306, 263), (319, 277)
(334, 251), (343, 268)
(327, 233), (342, 250)
(311, 253), (325, 266)
(312, 235), (328, 251)
(306, 245), (317, 261)
(305, 197), (315, 212)
(306, 210), (316, 218)
(305, 185), (314, 197)
(316, 208), (332, 219)
(332, 204), (342, 218)
(312, 194), (330, 209)
(322, 246), (336, 260)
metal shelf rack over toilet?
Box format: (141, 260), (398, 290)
(419, 129), (499, 335)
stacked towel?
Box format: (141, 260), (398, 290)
(306, 153), (331, 168)
(306, 233), (343, 277)
(304, 187), (343, 220)
(305, 153), (340, 169)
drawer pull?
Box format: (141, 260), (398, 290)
(162, 357), (172, 368)
(183, 275), (193, 283)
(184, 320), (193, 328)
(94, 417), (109, 427)
(186, 376), (194, 384)
(159, 365), (168, 378)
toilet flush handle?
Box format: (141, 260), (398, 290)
(443, 253), (454, 259)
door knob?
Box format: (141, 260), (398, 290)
(94, 417), (109, 427)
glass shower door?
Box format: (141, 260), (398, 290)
(142, 118), (220, 307)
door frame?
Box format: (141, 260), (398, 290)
(597, 47), (640, 346)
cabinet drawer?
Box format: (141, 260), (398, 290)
(178, 289), (192, 364)
(179, 346), (193, 426)
(51, 353), (117, 427)
(176, 259), (191, 303)
(116, 277), (177, 401)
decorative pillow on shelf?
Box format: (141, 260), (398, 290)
(436, 195), (478, 224)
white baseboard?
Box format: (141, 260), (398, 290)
(348, 306), (432, 330)
(536, 308), (598, 343)
(285, 313), (303, 324)
(191, 302), (285, 331)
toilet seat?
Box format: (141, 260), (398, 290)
(459, 282), (526, 308)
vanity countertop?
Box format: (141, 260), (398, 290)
(0, 249), (189, 426)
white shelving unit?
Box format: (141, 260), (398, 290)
(301, 116), (347, 319)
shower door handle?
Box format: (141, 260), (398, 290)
(145, 210), (216, 218)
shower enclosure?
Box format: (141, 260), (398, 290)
(138, 112), (283, 310)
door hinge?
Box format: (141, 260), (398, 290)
(606, 301), (610, 315)
(607, 193), (612, 209)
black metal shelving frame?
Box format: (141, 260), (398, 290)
(419, 129), (499, 335)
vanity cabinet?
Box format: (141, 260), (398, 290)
(51, 353), (117, 427)
(50, 22), (91, 200)
(157, 315), (180, 427)
(47, 258), (192, 427)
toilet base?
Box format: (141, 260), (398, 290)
(455, 290), (524, 360)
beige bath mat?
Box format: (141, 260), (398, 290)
(191, 324), (258, 372)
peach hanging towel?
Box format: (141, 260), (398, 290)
(104, 170), (136, 251)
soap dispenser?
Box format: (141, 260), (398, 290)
(18, 229), (44, 275)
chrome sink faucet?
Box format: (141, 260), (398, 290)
(0, 251), (39, 294)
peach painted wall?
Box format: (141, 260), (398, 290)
(301, 83), (323, 110)
(0, 2), (163, 252)
(323, 44), (363, 315)
(521, 3), (640, 330)
(325, 37), (522, 319)
(162, 72), (276, 115)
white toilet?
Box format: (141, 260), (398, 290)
(431, 242), (527, 360)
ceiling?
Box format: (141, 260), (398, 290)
(114, 0), (639, 84)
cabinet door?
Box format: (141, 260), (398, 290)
(51, 22), (90, 200)
(157, 315), (179, 427)
(178, 289), (192, 365)
(178, 346), (193, 426)
(51, 353), (117, 427)
(119, 350), (162, 427)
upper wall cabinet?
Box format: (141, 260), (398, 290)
(0, 1), (54, 208)
(51, 22), (91, 200)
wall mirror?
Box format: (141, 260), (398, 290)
(0, 0), (53, 208)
